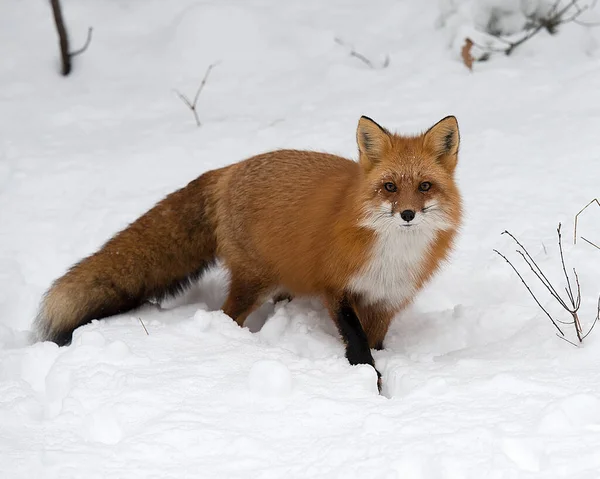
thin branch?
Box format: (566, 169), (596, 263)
(174, 62), (219, 127)
(504, 24), (545, 55)
(582, 296), (600, 340)
(503, 231), (567, 308)
(349, 50), (375, 68)
(515, 249), (570, 311)
(497, 225), (600, 344)
(574, 198), (600, 244)
(193, 63), (218, 108)
(138, 317), (149, 336)
(581, 236), (600, 250)
(494, 248), (565, 336)
(70, 27), (93, 57)
(174, 91), (193, 109)
(556, 333), (580, 347)
(557, 224), (576, 308)
(555, 318), (576, 325)
(573, 18), (600, 26)
(573, 268), (582, 310)
(334, 37), (390, 69)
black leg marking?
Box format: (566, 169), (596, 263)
(335, 296), (382, 392)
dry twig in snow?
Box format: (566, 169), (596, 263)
(174, 63), (219, 127)
(334, 37), (390, 69)
(495, 223), (600, 345)
(574, 198), (600, 245)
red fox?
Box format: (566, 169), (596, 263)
(35, 116), (462, 390)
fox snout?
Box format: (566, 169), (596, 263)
(400, 209), (415, 222)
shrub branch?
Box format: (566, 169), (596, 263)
(465, 0), (598, 65)
(495, 224), (600, 344)
(574, 198), (600, 244)
(174, 63), (219, 127)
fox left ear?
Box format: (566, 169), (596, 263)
(423, 116), (460, 172)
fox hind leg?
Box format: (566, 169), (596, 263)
(221, 272), (274, 327)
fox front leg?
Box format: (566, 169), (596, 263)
(328, 295), (382, 393)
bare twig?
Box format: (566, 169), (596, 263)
(574, 198), (599, 244)
(497, 225), (600, 344)
(504, 22), (546, 55)
(503, 230), (568, 309)
(573, 18), (600, 25)
(515, 249), (569, 310)
(493, 248), (565, 336)
(581, 237), (600, 250)
(557, 224), (576, 306)
(334, 37), (390, 69)
(138, 318), (150, 336)
(70, 27), (93, 57)
(582, 297), (600, 340)
(50, 0), (93, 76)
(174, 62), (219, 127)
(556, 333), (580, 347)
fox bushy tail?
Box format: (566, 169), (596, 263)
(35, 171), (221, 345)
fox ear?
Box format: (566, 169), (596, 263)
(357, 116), (392, 170)
(423, 116), (460, 172)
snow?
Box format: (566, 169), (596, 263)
(2, 0), (600, 477)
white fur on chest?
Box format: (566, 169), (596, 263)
(349, 227), (434, 308)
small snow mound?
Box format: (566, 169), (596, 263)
(354, 364), (381, 395)
(105, 340), (132, 360)
(193, 308), (212, 332)
(20, 341), (60, 393)
(452, 304), (464, 319)
(538, 393), (600, 433)
(259, 309), (290, 345)
(44, 368), (73, 418)
(248, 359), (292, 397)
(501, 437), (542, 472)
(537, 408), (572, 434)
(75, 331), (106, 348)
(84, 407), (123, 445)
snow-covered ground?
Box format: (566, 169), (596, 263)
(2, 0), (600, 477)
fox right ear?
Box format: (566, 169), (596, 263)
(423, 116), (460, 173)
(357, 116), (392, 170)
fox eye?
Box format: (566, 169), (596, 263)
(383, 182), (397, 193)
(418, 182), (432, 192)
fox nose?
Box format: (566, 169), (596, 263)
(400, 210), (415, 222)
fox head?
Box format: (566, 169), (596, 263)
(356, 115), (462, 235)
